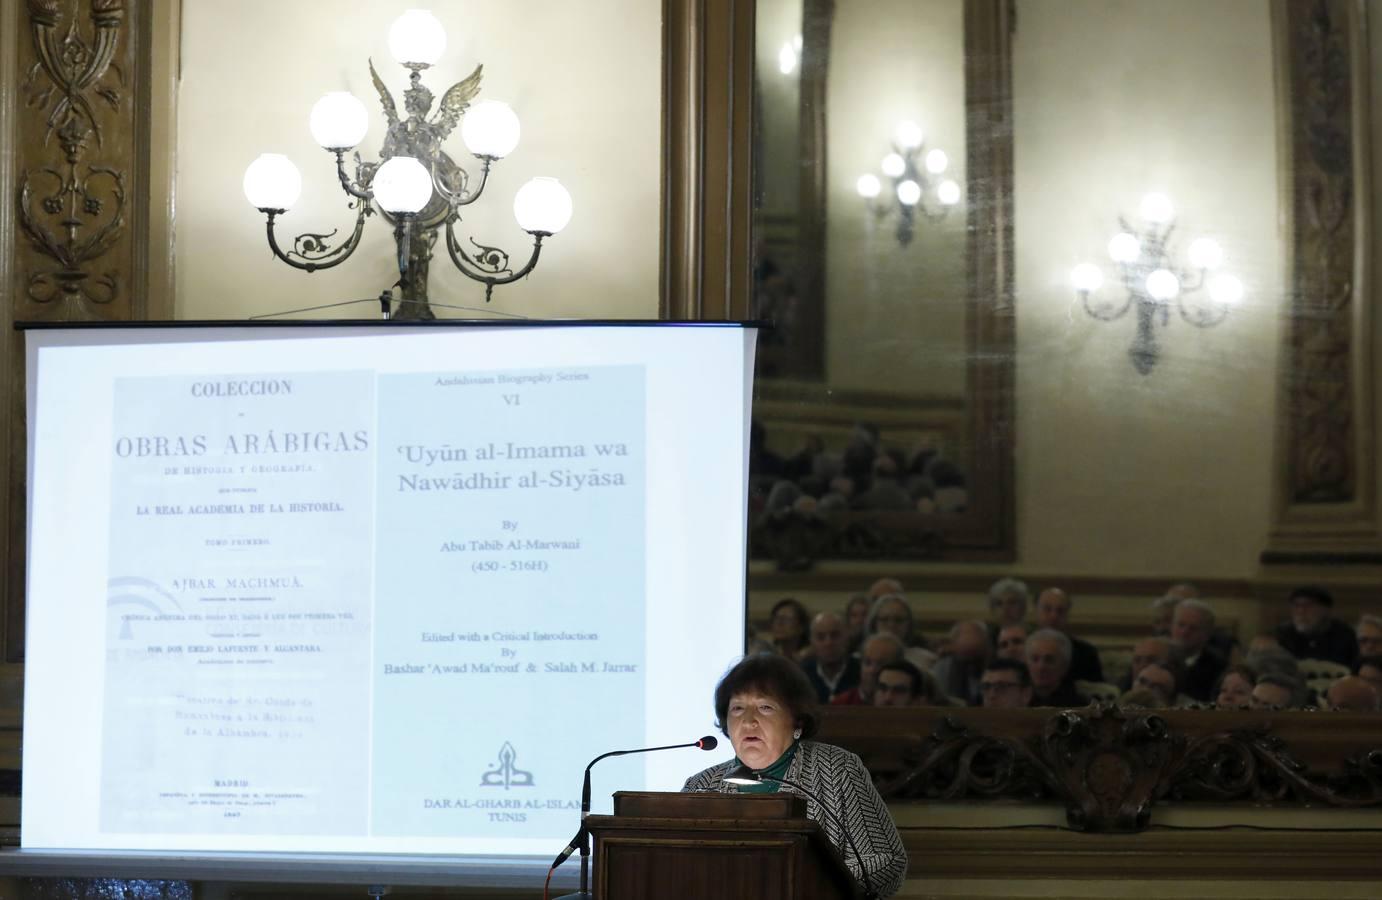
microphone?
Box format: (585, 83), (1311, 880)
(724, 764), (878, 900)
(549, 736), (719, 899)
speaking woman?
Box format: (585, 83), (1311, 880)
(682, 653), (908, 897)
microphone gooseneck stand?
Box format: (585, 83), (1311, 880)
(549, 735), (718, 900)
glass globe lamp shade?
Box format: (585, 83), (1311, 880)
(514, 177), (573, 234)
(1209, 273), (1244, 305)
(856, 174), (882, 199)
(896, 180), (922, 207)
(1145, 268), (1180, 300)
(1071, 263), (1104, 293)
(389, 9), (446, 66)
(1139, 191), (1174, 224)
(1108, 232), (1141, 263)
(1188, 236), (1224, 270)
(243, 153), (302, 210)
(925, 149), (948, 174)
(894, 120), (924, 150)
(881, 153), (906, 178)
(461, 100), (521, 159)
(373, 156), (433, 214)
(309, 92), (369, 150)
(937, 179), (961, 206)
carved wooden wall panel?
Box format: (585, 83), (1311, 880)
(1265, 0), (1382, 563)
(2, 0), (174, 664)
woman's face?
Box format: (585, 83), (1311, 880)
(727, 690), (796, 769)
(771, 606), (804, 643)
(845, 599), (870, 636)
(874, 599), (911, 640)
(1217, 671), (1252, 708)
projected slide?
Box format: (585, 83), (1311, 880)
(23, 324), (752, 858)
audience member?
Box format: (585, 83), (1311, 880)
(801, 612), (859, 703)
(986, 578), (1030, 648)
(1034, 587), (1104, 683)
(1324, 676), (1380, 712)
(768, 597), (811, 659)
(1250, 673), (1305, 710)
(1132, 662), (1178, 707)
(995, 623), (1027, 662)
(1165, 582), (1200, 601)
(868, 577), (904, 599)
(1274, 586), (1357, 667)
(1122, 637), (1174, 691)
(833, 633), (904, 705)
(1118, 688), (1163, 709)
(866, 594), (936, 670)
(843, 592), (872, 653)
(1214, 665), (1256, 708)
(1244, 643), (1299, 680)
(1149, 595), (1178, 637)
(1026, 629), (1089, 707)
(932, 620), (990, 706)
(1172, 599), (1228, 702)
(1247, 634), (1281, 654)
(980, 659), (1034, 709)
(1356, 655), (1382, 696)
(874, 661), (944, 707)
(1355, 615), (1382, 660)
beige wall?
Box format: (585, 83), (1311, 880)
(176, 0), (661, 320)
(1012, 0), (1281, 577)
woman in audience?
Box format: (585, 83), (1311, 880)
(768, 597), (811, 660)
(866, 593), (935, 669)
(683, 653), (908, 897)
(1213, 664), (1257, 708)
(843, 592), (872, 655)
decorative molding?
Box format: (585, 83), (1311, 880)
(659, 0), (754, 321)
(820, 706), (1382, 834)
(1264, 0), (1381, 562)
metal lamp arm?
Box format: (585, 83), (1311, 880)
(443, 216), (547, 301)
(261, 204), (369, 273)
(332, 150), (374, 201)
(434, 156), (496, 208)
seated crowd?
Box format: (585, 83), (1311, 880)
(753, 578), (1382, 713)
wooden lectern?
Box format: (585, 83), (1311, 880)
(585, 791), (861, 899)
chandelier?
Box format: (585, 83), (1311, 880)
(241, 10), (572, 320)
(1071, 192), (1243, 375)
(854, 120), (960, 246)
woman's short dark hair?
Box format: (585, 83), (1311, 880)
(770, 597), (811, 632)
(713, 653), (821, 740)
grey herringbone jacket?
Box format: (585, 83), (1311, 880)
(682, 740), (908, 897)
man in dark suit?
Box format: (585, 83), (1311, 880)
(1172, 599), (1227, 702)
(1035, 587), (1103, 684)
(801, 612), (860, 703)
(1275, 585), (1358, 667)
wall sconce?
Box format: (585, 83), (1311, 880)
(855, 120), (960, 246)
(1071, 192), (1243, 375)
(242, 9), (573, 320)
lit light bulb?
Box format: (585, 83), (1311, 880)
(1145, 268), (1180, 300)
(242, 153), (302, 210)
(372, 156), (433, 214)
(461, 100), (521, 159)
(1140, 191), (1174, 224)
(513, 176), (573, 234)
(894, 121), (924, 150)
(778, 43), (797, 74)
(856, 174), (882, 199)
(309, 92), (369, 150)
(1108, 232), (1141, 263)
(937, 179), (960, 206)
(1188, 237), (1224, 270)
(925, 149), (948, 174)
(1209, 273), (1244, 305)
(896, 180), (922, 206)
(388, 9), (446, 66)
(1072, 263), (1104, 293)
(881, 153), (906, 178)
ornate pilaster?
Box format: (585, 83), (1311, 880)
(1264, 0), (1382, 563)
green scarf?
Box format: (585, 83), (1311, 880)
(732, 740), (799, 793)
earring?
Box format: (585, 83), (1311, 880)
(793, 728), (802, 740)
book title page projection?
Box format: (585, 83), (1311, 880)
(103, 372), (376, 835)
(372, 366), (645, 837)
